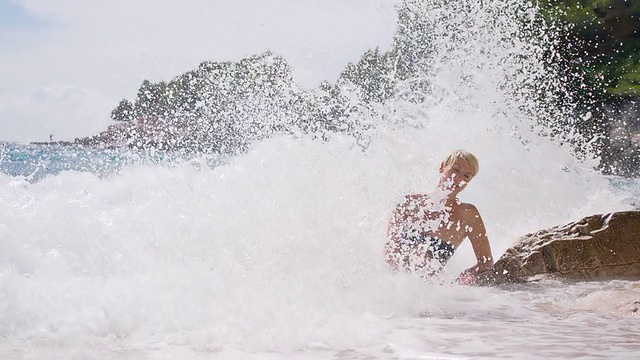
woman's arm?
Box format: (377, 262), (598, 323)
(462, 204), (494, 274)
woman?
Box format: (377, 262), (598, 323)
(385, 150), (494, 281)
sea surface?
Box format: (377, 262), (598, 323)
(1, 137), (639, 360)
(2, 0), (640, 359)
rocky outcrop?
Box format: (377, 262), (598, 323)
(478, 211), (640, 285)
(74, 117), (189, 150)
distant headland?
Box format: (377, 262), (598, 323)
(36, 1), (640, 176)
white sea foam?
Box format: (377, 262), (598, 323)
(1, 0), (638, 358)
(0, 132), (636, 358)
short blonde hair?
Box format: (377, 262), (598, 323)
(443, 150), (479, 177)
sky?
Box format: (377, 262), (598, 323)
(0, 0), (400, 143)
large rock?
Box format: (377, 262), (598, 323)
(478, 211), (640, 285)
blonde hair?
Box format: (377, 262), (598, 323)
(443, 150), (479, 177)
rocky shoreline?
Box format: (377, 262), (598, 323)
(473, 210), (640, 316)
(30, 96), (640, 177)
(477, 211), (640, 286)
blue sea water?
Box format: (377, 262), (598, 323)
(0, 143), (125, 181)
(0, 142), (223, 182)
(608, 175), (640, 208)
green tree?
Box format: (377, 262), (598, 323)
(339, 48), (396, 103)
(111, 99), (135, 121)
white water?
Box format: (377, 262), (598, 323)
(1, 0), (639, 359)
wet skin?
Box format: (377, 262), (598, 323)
(386, 158), (494, 277)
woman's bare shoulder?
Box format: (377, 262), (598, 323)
(457, 202), (481, 216)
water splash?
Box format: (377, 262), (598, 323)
(0, 1), (636, 358)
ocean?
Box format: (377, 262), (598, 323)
(2, 0), (639, 359)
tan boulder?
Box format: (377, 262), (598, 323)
(478, 211), (640, 285)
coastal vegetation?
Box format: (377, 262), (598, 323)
(536, 0), (640, 175)
(76, 0), (640, 175)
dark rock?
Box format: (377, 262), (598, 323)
(478, 211), (640, 285)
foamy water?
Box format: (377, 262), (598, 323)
(1, 134), (637, 359)
(1, 0), (639, 359)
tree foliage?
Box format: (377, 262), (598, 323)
(537, 0), (640, 99)
(95, 0), (640, 174)
(533, 0), (640, 174)
(97, 52), (372, 153)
